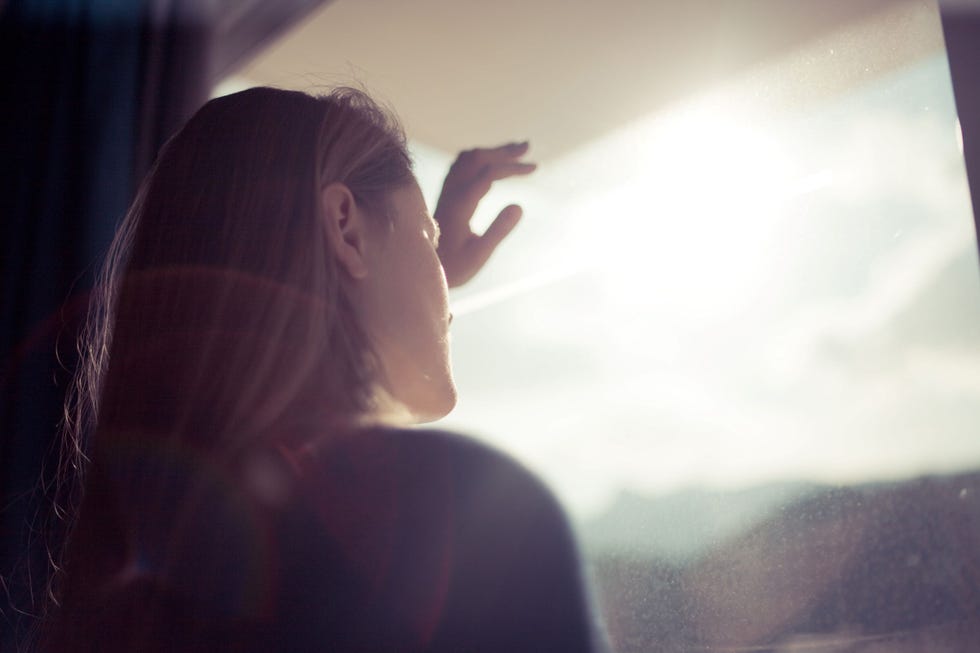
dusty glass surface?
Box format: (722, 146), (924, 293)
(414, 13), (980, 653)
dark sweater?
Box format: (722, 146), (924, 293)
(47, 427), (601, 652)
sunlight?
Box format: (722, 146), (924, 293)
(433, 55), (980, 521)
(580, 99), (800, 322)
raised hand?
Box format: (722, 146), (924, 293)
(434, 142), (537, 288)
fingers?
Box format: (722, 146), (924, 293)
(451, 142), (536, 179)
(460, 140), (530, 162)
(434, 141), (535, 270)
(441, 151), (536, 215)
(496, 140), (530, 155)
(483, 204), (523, 242)
(490, 140), (532, 162)
(478, 161), (537, 184)
(474, 204), (523, 260)
(442, 208), (521, 287)
(440, 204), (523, 288)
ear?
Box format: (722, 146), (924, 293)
(321, 182), (369, 279)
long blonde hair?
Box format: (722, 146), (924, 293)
(44, 86), (415, 647)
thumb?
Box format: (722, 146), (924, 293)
(477, 204), (523, 257)
(447, 205), (523, 287)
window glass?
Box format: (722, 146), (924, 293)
(413, 42), (980, 653)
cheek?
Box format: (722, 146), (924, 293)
(411, 254), (451, 359)
(412, 246), (449, 315)
(432, 261), (450, 315)
(380, 248), (447, 345)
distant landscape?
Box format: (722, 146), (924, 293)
(579, 470), (980, 652)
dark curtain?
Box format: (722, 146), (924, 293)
(0, 2), (210, 646)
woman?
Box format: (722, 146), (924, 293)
(42, 87), (600, 651)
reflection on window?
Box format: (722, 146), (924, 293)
(415, 17), (980, 653)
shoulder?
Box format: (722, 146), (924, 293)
(292, 423), (527, 468)
(289, 424), (552, 495)
(278, 425), (567, 537)
(284, 426), (598, 651)
(270, 426), (595, 651)
(378, 425), (551, 488)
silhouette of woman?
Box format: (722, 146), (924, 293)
(42, 87), (601, 652)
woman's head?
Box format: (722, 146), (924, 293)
(89, 87), (455, 454)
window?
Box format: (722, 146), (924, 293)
(422, 19), (979, 653)
(238, 0), (980, 648)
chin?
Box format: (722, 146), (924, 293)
(376, 350), (458, 424)
(408, 381), (457, 424)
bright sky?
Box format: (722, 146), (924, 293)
(422, 54), (980, 520)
